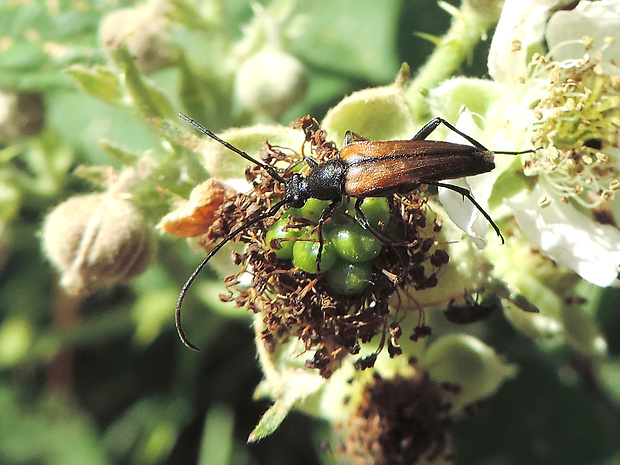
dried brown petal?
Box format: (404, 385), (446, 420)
(158, 179), (237, 237)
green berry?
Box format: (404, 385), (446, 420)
(326, 261), (372, 295)
(327, 216), (383, 262)
(345, 197), (391, 229)
(266, 217), (301, 259)
(292, 238), (337, 274)
(290, 198), (331, 224)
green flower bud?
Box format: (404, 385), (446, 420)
(42, 192), (156, 295)
(0, 91), (45, 144)
(322, 76), (415, 145)
(234, 49), (308, 119)
(422, 334), (517, 410)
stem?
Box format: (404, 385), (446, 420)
(405, 0), (502, 122)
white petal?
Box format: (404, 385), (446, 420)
(506, 184), (620, 286)
(546, 0), (620, 68)
(488, 0), (565, 83)
(439, 178), (488, 249)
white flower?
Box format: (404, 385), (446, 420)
(546, 0), (620, 72)
(499, 1), (620, 286)
(436, 0), (620, 286)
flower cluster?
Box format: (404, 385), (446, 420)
(34, 0), (620, 462)
(162, 0), (620, 453)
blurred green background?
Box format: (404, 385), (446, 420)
(1, 0), (620, 464)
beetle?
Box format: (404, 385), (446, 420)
(175, 113), (531, 349)
(444, 294), (500, 324)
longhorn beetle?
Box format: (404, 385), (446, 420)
(176, 113), (533, 350)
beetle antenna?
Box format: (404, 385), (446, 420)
(176, 198), (288, 351)
(493, 148), (537, 155)
(178, 113), (287, 184)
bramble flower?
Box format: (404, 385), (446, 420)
(435, 0), (620, 288)
(169, 110), (519, 445)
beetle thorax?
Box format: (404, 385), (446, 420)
(284, 158), (346, 207)
(302, 158), (346, 202)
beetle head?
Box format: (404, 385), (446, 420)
(284, 172), (308, 208)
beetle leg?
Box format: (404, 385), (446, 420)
(424, 180), (504, 244)
(304, 156), (319, 169)
(414, 116), (537, 156)
(316, 199), (341, 271)
(412, 118), (442, 140)
(353, 198), (371, 229)
(413, 117), (490, 151)
(353, 198), (393, 243)
(343, 131), (369, 146)
(353, 198), (412, 265)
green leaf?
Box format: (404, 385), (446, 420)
(0, 387), (109, 465)
(0, 41), (47, 72)
(597, 360), (620, 408)
(248, 396), (296, 443)
(98, 139), (142, 164)
(65, 65), (125, 107)
(561, 302), (608, 358)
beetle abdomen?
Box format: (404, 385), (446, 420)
(341, 140), (495, 197)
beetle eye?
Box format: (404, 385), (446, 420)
(287, 195), (305, 208)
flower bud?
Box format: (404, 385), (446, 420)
(422, 334), (517, 410)
(322, 78), (415, 145)
(99, 2), (174, 73)
(158, 179), (236, 238)
(234, 49), (308, 119)
(42, 192), (156, 295)
(0, 91), (45, 144)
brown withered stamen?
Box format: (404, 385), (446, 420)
(201, 117), (449, 378)
(337, 373), (454, 465)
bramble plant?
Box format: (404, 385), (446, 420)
(2, 0), (620, 464)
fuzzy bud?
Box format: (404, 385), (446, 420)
(234, 49), (308, 119)
(0, 91), (45, 144)
(99, 2), (174, 73)
(422, 334), (517, 410)
(42, 192), (156, 295)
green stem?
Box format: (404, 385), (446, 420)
(26, 304), (134, 365)
(405, 1), (501, 122)
(111, 44), (173, 118)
